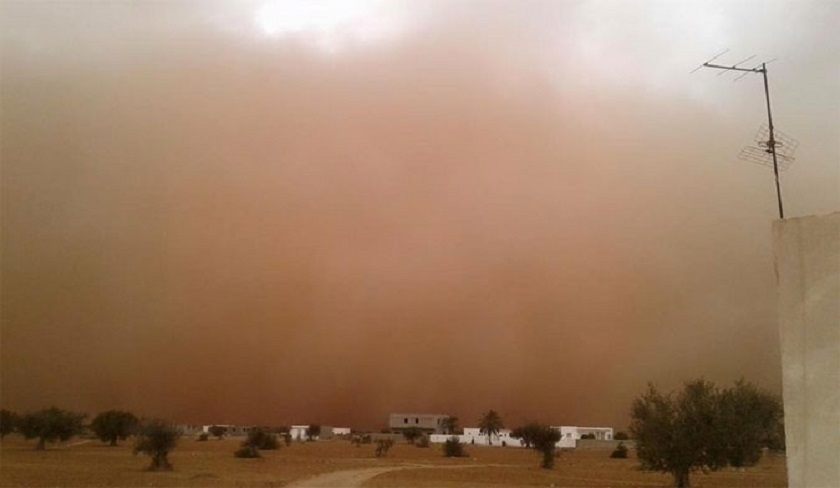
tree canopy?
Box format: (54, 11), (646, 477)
(478, 410), (504, 445)
(1, 409), (17, 438)
(442, 416), (460, 435)
(511, 423), (543, 448)
(17, 408), (86, 450)
(90, 410), (139, 446)
(630, 378), (784, 488)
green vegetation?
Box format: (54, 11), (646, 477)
(610, 441), (629, 459)
(306, 424), (321, 441)
(443, 436), (467, 457)
(209, 425), (226, 440)
(442, 415), (460, 435)
(90, 410), (139, 446)
(512, 423), (561, 469)
(402, 426), (423, 444)
(1, 409), (18, 438)
(478, 410), (504, 446)
(532, 425), (561, 469)
(374, 438), (394, 457)
(630, 378), (784, 488)
(511, 423), (542, 448)
(133, 419), (181, 471)
(17, 407), (86, 450)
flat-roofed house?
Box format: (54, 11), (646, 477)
(388, 413), (449, 434)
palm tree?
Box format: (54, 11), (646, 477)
(478, 410), (503, 446)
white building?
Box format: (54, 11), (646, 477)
(552, 426), (614, 448)
(332, 427), (351, 436)
(430, 428), (522, 447)
(430, 425), (614, 449)
(289, 425), (311, 441)
(201, 424), (253, 436)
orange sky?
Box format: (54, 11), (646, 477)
(2, 0), (838, 431)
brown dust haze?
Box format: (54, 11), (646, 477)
(2, 1), (838, 430)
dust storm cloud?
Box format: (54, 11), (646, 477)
(2, 1), (838, 430)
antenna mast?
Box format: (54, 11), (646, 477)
(694, 53), (787, 219)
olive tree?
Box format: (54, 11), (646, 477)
(133, 419), (181, 471)
(631, 379), (729, 488)
(1, 409), (18, 438)
(90, 410), (139, 446)
(17, 408), (86, 450)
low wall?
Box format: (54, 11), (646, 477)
(575, 439), (635, 450)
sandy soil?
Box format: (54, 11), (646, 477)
(0, 435), (787, 487)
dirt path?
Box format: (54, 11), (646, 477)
(284, 466), (409, 487)
(285, 463), (502, 488)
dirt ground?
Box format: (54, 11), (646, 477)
(0, 435), (787, 487)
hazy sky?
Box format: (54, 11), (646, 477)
(2, 0), (838, 431)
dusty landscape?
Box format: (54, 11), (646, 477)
(0, 436), (786, 487)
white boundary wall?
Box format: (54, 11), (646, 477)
(430, 425), (613, 449)
(774, 213), (840, 488)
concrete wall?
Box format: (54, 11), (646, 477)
(388, 413), (448, 433)
(774, 212), (840, 488)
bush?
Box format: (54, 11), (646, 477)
(443, 437), (467, 457)
(374, 438), (394, 457)
(234, 427), (279, 458)
(209, 425), (226, 440)
(352, 433), (372, 446)
(402, 427), (423, 444)
(416, 435), (430, 448)
(196, 432), (209, 442)
(234, 446), (260, 458)
(133, 419), (181, 471)
(248, 428), (280, 450)
(615, 431), (629, 440)
(611, 442), (629, 459)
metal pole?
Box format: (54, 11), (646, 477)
(762, 63), (784, 219)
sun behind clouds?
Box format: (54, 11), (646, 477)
(254, 0), (406, 51)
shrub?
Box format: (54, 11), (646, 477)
(416, 435), (430, 448)
(196, 432), (209, 442)
(374, 438), (394, 457)
(611, 441), (629, 459)
(234, 446), (260, 458)
(234, 427), (279, 459)
(402, 427), (423, 444)
(209, 425), (226, 440)
(443, 437), (467, 457)
(615, 431), (630, 440)
(248, 428), (280, 450)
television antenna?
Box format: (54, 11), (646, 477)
(692, 51), (793, 219)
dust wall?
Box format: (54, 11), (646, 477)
(773, 212), (840, 488)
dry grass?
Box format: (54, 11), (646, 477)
(0, 436), (786, 487)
